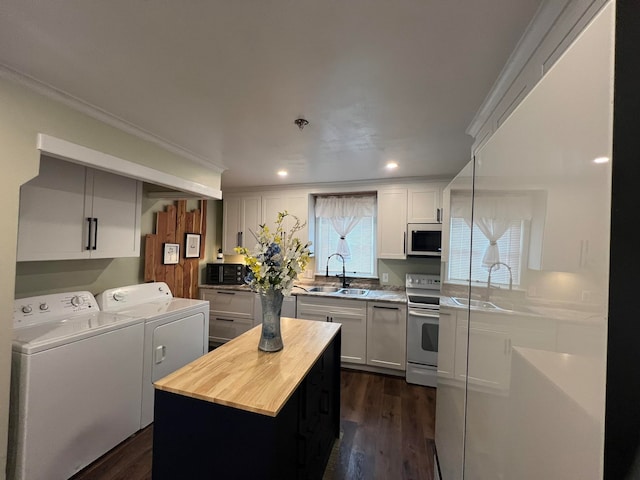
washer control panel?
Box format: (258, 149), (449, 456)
(14, 291), (98, 327)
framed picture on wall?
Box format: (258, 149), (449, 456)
(185, 233), (201, 258)
(163, 243), (180, 265)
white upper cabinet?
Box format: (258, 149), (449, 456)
(407, 182), (447, 223)
(17, 156), (142, 261)
(261, 191), (309, 245)
(377, 189), (408, 260)
(222, 195), (262, 254)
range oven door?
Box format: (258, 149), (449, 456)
(407, 307), (439, 366)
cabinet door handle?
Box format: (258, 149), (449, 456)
(216, 317), (235, 322)
(92, 217), (98, 250)
(216, 291), (236, 295)
(403, 232), (406, 254)
(437, 208), (442, 223)
(237, 231), (243, 247)
(373, 305), (400, 310)
(86, 217), (93, 250)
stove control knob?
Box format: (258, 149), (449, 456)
(21, 305), (33, 314)
(113, 292), (125, 302)
(39, 303), (49, 311)
(70, 295), (84, 307)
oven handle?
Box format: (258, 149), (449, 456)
(408, 309), (439, 319)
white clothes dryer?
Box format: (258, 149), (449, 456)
(96, 282), (209, 429)
(8, 291), (145, 480)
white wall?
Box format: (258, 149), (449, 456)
(0, 75), (221, 479)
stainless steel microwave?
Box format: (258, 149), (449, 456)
(407, 223), (442, 256)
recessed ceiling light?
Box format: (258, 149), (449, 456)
(385, 161), (398, 170)
(593, 156), (609, 164)
(277, 169), (288, 177)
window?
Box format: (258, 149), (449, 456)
(448, 217), (523, 286)
(314, 194), (377, 277)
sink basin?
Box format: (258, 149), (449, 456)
(307, 286), (342, 293)
(337, 288), (369, 296)
(451, 297), (500, 309)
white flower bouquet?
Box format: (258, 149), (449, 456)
(235, 211), (311, 296)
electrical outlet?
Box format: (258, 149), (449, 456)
(382, 273), (389, 283)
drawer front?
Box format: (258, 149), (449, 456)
(202, 290), (255, 318)
(296, 296), (367, 315)
(209, 315), (253, 343)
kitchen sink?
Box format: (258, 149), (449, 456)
(337, 288), (369, 296)
(451, 297), (501, 310)
(307, 286), (342, 293)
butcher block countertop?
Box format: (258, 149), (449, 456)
(154, 317), (341, 417)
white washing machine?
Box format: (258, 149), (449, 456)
(96, 282), (209, 429)
(8, 291), (145, 480)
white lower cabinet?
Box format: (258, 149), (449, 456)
(200, 290), (255, 344)
(453, 311), (557, 391)
(296, 296), (367, 365)
(366, 302), (407, 371)
(296, 296), (407, 371)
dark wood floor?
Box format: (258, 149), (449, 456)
(71, 369), (436, 480)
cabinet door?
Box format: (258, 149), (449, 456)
(377, 189), (407, 259)
(528, 185), (606, 273)
(222, 197), (242, 255)
(366, 303), (407, 370)
(436, 309), (456, 379)
(331, 310), (366, 364)
(455, 324), (510, 390)
(222, 195), (262, 254)
(241, 196), (262, 248)
(17, 157), (91, 261)
(88, 169), (142, 259)
(408, 183), (445, 223)
(262, 192), (309, 246)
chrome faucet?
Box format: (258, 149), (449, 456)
(486, 262), (512, 300)
(326, 253), (350, 288)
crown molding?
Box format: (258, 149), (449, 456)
(0, 64), (226, 175)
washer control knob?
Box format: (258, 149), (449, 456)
(70, 295), (84, 307)
(113, 292), (125, 302)
(21, 305), (33, 314)
(39, 303), (49, 311)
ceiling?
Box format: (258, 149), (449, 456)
(0, 0), (542, 190)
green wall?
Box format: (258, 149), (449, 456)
(0, 74), (222, 477)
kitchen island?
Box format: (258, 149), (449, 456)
(152, 317), (341, 480)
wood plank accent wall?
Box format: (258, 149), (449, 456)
(144, 200), (207, 299)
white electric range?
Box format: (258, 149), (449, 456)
(405, 273), (441, 387)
